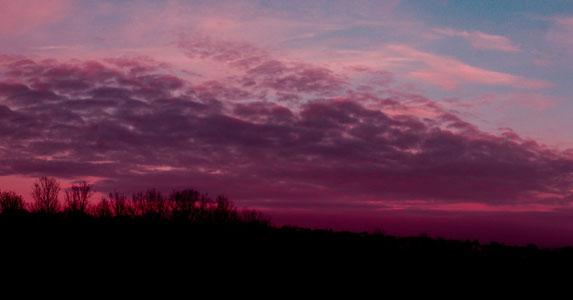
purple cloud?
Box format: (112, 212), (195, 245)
(1, 53), (573, 211)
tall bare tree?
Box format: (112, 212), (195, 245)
(32, 177), (61, 214)
(109, 192), (129, 217)
(64, 181), (93, 214)
(93, 197), (112, 218)
(171, 189), (200, 220)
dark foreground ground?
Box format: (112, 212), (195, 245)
(2, 214), (573, 271)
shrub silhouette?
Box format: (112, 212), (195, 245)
(0, 191), (25, 216)
(32, 177), (61, 214)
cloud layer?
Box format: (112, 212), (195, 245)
(1, 40), (572, 211)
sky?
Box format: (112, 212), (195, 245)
(2, 0), (573, 246)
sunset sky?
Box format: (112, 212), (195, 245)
(2, 0), (573, 246)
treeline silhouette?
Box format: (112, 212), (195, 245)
(0, 176), (268, 225)
(2, 177), (573, 268)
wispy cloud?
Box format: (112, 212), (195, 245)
(546, 16), (573, 55)
(433, 27), (520, 53)
(385, 44), (549, 90)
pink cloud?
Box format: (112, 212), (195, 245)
(0, 0), (71, 35)
(178, 36), (347, 100)
(283, 43), (548, 92)
(546, 16), (573, 56)
(433, 27), (520, 53)
(491, 93), (557, 111)
(446, 92), (562, 112)
(385, 44), (551, 90)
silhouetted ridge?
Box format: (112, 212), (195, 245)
(1, 177), (573, 267)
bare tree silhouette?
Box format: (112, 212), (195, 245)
(93, 197), (113, 218)
(131, 189), (168, 220)
(32, 177), (61, 214)
(108, 192), (129, 217)
(215, 195), (238, 223)
(241, 209), (270, 226)
(64, 181), (93, 215)
(171, 189), (200, 221)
